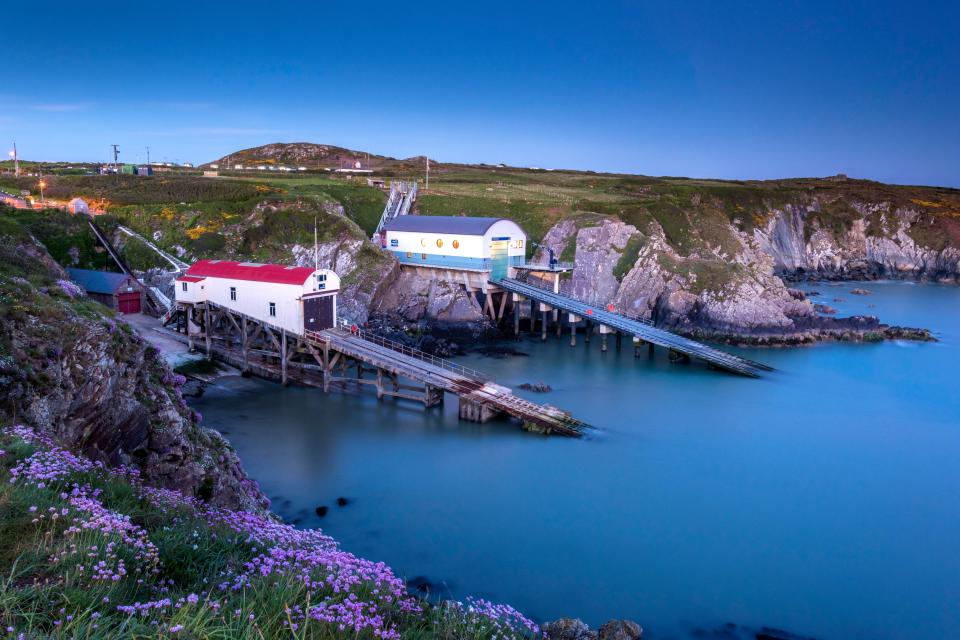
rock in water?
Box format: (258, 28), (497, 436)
(850, 288), (873, 295)
(542, 618), (599, 640)
(598, 620), (643, 640)
(336, 497), (349, 506)
(813, 304), (837, 315)
(518, 382), (552, 392)
(315, 506), (328, 517)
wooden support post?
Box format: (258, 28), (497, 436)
(649, 342), (655, 357)
(585, 322), (591, 344)
(281, 331), (288, 386)
(633, 336), (641, 358)
(203, 305), (212, 359)
(241, 316), (249, 372)
(497, 292), (508, 321)
(376, 368), (384, 399)
(514, 301), (520, 337)
(601, 333), (608, 352)
(556, 311), (562, 337)
(616, 332), (622, 350)
(541, 312), (548, 341)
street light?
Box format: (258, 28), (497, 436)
(38, 180), (46, 203)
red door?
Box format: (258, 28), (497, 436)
(117, 292), (141, 314)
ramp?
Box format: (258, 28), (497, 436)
(496, 278), (771, 377)
(313, 328), (590, 436)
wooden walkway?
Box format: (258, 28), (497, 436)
(496, 277), (771, 377)
(309, 328), (591, 436)
(171, 301), (591, 437)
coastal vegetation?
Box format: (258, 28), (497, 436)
(0, 425), (542, 639)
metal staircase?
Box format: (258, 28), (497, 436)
(373, 181), (418, 238)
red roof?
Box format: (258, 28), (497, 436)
(185, 260), (315, 285)
(176, 275), (206, 283)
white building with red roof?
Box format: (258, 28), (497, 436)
(175, 260), (340, 335)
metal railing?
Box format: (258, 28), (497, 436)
(323, 321), (492, 382)
(516, 261), (575, 272)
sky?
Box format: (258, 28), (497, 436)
(2, 0), (958, 186)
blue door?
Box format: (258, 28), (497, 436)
(490, 237), (509, 281)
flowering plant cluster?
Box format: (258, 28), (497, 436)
(56, 279), (84, 299)
(0, 425), (543, 639)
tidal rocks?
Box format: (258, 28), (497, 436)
(598, 620), (643, 640)
(315, 506), (328, 517)
(813, 304), (837, 315)
(850, 288), (872, 295)
(518, 382), (552, 392)
(543, 618), (599, 640)
(336, 497), (349, 506)
(543, 618), (642, 640)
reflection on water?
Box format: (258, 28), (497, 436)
(192, 282), (960, 640)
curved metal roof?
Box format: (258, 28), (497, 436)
(382, 216), (520, 235)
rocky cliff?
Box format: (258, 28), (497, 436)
(755, 201), (960, 281)
(537, 194), (946, 343)
(0, 220), (268, 511)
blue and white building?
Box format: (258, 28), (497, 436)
(380, 216), (527, 281)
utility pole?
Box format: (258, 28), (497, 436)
(10, 142), (19, 177)
(425, 156), (430, 190)
(146, 146), (150, 166)
(111, 144), (120, 174)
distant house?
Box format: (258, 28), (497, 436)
(136, 166), (153, 176)
(67, 197), (89, 215)
(234, 164), (244, 170)
(67, 268), (144, 314)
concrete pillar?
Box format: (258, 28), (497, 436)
(458, 397), (497, 422)
(281, 331), (288, 386)
(599, 324), (613, 353)
(649, 342), (655, 356)
(633, 336), (642, 358)
(539, 303), (552, 341)
(513, 299), (520, 336)
(585, 322), (591, 344)
(376, 368), (383, 399)
(616, 331), (622, 350)
(568, 313), (580, 347)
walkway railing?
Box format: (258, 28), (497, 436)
(311, 322), (492, 383)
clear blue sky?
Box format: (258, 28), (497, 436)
(2, 0), (957, 186)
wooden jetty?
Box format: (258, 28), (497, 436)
(169, 301), (590, 437)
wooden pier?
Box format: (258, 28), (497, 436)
(169, 301), (590, 437)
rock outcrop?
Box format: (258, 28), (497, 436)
(754, 202), (960, 281)
(0, 229), (267, 512)
(537, 199), (942, 343)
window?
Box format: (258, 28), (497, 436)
(406, 251), (412, 258)
(317, 273), (327, 282)
(268, 302), (276, 317)
(181, 282), (188, 292)
(230, 286), (236, 301)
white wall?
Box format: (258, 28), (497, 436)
(385, 220), (527, 259)
(175, 268), (340, 335)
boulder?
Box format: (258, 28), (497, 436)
(598, 619), (643, 640)
(542, 618), (598, 640)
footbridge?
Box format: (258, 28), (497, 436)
(495, 278), (771, 378)
(169, 301), (590, 436)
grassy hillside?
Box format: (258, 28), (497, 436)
(0, 425), (542, 639)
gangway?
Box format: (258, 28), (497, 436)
(496, 278), (771, 377)
(373, 180), (418, 237)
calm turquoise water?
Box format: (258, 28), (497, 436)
(192, 281), (960, 639)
